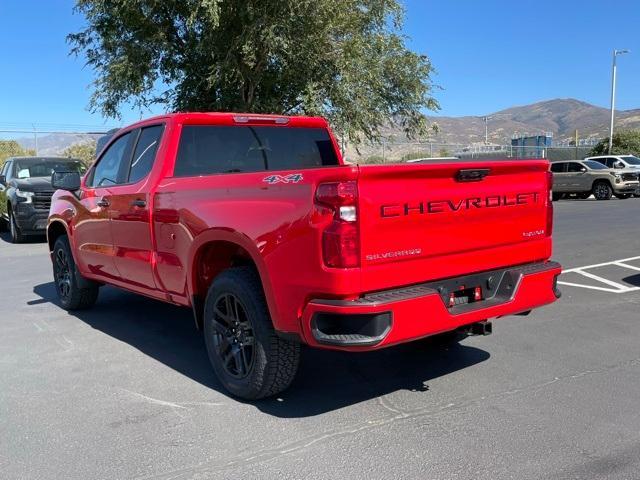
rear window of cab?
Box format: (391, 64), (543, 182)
(173, 125), (339, 177)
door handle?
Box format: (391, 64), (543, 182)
(130, 199), (147, 208)
(96, 197), (110, 208)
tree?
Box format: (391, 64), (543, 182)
(590, 130), (640, 157)
(0, 141), (35, 168)
(63, 140), (97, 167)
(68, 0), (439, 144)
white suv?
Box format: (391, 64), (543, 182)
(586, 154), (640, 170)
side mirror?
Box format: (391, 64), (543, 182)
(0, 174), (5, 185)
(52, 171), (81, 191)
(614, 162), (624, 169)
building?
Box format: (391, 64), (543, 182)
(511, 133), (553, 158)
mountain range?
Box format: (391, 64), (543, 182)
(422, 98), (640, 146)
(13, 98), (640, 157)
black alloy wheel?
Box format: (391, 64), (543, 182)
(51, 236), (99, 310)
(210, 293), (256, 379)
(53, 247), (73, 301)
(593, 182), (612, 200)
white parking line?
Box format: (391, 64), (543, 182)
(557, 256), (640, 294)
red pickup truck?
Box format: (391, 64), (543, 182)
(47, 113), (561, 399)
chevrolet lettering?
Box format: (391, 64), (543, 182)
(380, 192), (540, 217)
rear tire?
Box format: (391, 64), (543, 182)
(52, 236), (99, 310)
(592, 182), (612, 201)
(552, 193), (563, 201)
(203, 267), (300, 400)
(9, 211), (25, 243)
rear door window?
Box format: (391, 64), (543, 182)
(174, 125), (339, 177)
(550, 163), (565, 173)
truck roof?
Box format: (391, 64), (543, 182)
(124, 112), (330, 130)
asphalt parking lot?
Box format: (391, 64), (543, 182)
(1, 198), (640, 480)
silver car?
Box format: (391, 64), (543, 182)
(550, 159), (640, 201)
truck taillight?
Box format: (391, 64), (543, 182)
(315, 181), (360, 268)
(546, 171), (554, 237)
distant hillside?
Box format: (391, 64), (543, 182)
(13, 98), (640, 159)
(347, 98), (640, 161)
(16, 133), (101, 156)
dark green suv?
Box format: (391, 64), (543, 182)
(0, 157), (84, 242)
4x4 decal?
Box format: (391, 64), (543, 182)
(263, 173), (303, 184)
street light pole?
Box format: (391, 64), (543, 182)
(483, 116), (490, 145)
(608, 49), (630, 154)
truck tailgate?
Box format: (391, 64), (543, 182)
(357, 160), (553, 292)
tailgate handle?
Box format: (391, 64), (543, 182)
(456, 168), (490, 182)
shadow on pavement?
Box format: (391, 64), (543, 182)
(33, 281), (490, 418)
(0, 229), (47, 244)
(622, 274), (640, 287)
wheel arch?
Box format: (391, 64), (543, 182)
(187, 229), (278, 331)
(591, 178), (613, 190)
(47, 220), (70, 253)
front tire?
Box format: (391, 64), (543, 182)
(9, 211), (25, 243)
(593, 182), (612, 201)
(52, 236), (99, 310)
(203, 267), (300, 400)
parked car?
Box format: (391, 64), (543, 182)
(0, 157), (85, 242)
(550, 160), (640, 201)
(586, 155), (640, 198)
(47, 112), (562, 400)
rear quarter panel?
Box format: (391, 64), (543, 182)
(153, 166), (361, 333)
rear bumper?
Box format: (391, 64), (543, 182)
(301, 261), (562, 351)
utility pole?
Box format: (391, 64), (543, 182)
(609, 49), (630, 154)
(32, 124), (38, 156)
(483, 116), (490, 145)
(575, 129), (579, 159)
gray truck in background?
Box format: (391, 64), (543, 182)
(550, 159), (640, 201)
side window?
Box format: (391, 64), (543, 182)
(88, 133), (133, 187)
(613, 159), (625, 169)
(566, 163), (583, 172)
(174, 125), (339, 177)
(604, 158), (615, 168)
(550, 163), (565, 173)
(128, 125), (164, 183)
(1, 161), (10, 178)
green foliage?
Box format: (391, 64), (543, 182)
(0, 141), (35, 168)
(362, 155), (386, 164)
(590, 130), (640, 156)
(401, 151), (432, 161)
(63, 140), (97, 167)
(69, 0), (439, 144)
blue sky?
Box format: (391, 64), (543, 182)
(0, 0), (638, 130)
